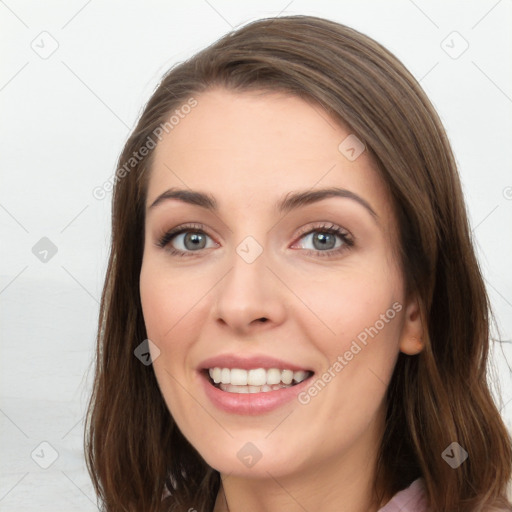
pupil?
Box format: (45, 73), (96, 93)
(314, 232), (335, 250)
(185, 232), (205, 250)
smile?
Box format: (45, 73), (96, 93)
(207, 367), (313, 393)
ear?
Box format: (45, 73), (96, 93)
(398, 294), (424, 355)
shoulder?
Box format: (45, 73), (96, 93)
(377, 478), (429, 512)
(377, 479), (512, 512)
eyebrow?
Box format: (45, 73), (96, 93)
(147, 186), (378, 221)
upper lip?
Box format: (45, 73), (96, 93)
(198, 354), (313, 372)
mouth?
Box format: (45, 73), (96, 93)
(202, 367), (315, 394)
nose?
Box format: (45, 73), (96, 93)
(211, 240), (287, 335)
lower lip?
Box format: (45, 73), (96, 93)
(199, 371), (314, 415)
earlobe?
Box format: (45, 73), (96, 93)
(400, 336), (424, 355)
(398, 296), (424, 355)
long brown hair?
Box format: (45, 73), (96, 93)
(85, 14), (512, 511)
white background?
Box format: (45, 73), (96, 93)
(1, 1), (511, 510)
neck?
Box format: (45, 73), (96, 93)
(212, 412), (389, 512)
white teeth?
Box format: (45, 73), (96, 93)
(219, 383), (292, 393)
(293, 370), (308, 383)
(220, 368), (230, 384)
(266, 368), (282, 385)
(211, 367), (222, 384)
(207, 367), (311, 388)
(281, 369), (293, 385)
(248, 368), (267, 386)
(230, 368), (248, 386)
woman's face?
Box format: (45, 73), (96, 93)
(139, 88), (422, 482)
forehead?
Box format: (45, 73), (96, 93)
(146, 88), (391, 221)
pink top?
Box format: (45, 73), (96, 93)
(377, 478), (429, 512)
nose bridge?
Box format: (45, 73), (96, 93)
(212, 231), (286, 330)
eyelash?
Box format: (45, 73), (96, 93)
(155, 222), (354, 259)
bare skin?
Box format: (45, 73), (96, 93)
(139, 88), (423, 512)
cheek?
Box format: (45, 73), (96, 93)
(140, 263), (202, 424)
(139, 267), (168, 342)
(139, 261), (201, 343)
(292, 255), (403, 409)
(295, 262), (403, 349)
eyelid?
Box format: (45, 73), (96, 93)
(155, 222), (216, 249)
(290, 222), (354, 257)
(293, 222), (352, 240)
(155, 221), (354, 258)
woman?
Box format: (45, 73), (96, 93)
(85, 15), (512, 512)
